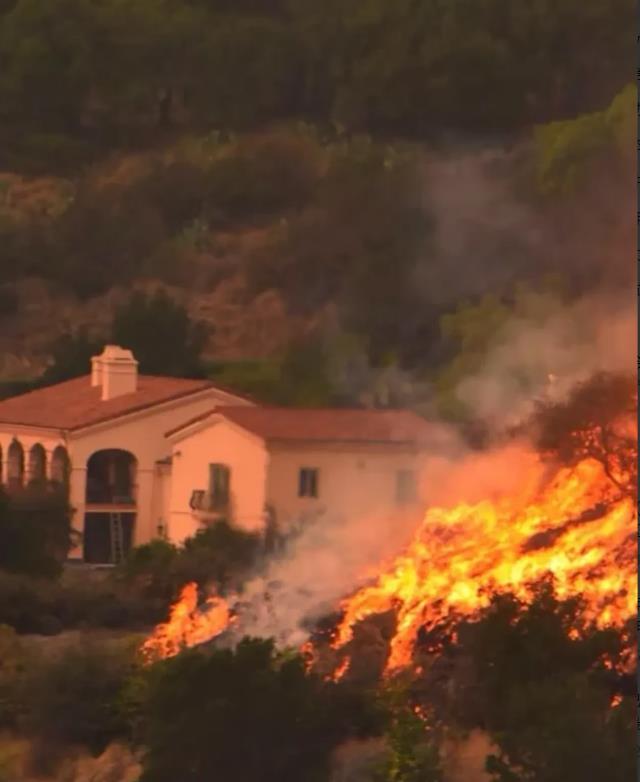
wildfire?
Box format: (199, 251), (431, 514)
(141, 582), (232, 662)
(142, 452), (635, 671)
(332, 456), (636, 671)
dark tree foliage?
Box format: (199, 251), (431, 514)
(412, 581), (635, 782)
(138, 638), (384, 782)
(111, 289), (208, 377)
(121, 521), (262, 603)
(530, 371), (636, 499)
(40, 328), (103, 385)
(0, 486), (72, 578)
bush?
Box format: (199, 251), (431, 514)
(0, 624), (27, 729)
(21, 638), (137, 770)
(173, 522), (261, 594)
(204, 131), (321, 220)
(0, 487), (72, 578)
(121, 521), (262, 600)
(138, 638), (383, 782)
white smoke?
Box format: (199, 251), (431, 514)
(454, 291), (635, 429)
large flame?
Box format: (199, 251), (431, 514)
(142, 452), (635, 667)
(141, 582), (232, 662)
(333, 455), (636, 671)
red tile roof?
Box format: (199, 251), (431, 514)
(0, 375), (247, 431)
(211, 406), (435, 445)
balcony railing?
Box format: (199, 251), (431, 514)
(86, 483), (136, 506)
(189, 490), (229, 515)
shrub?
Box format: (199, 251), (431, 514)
(204, 131), (321, 221)
(0, 624), (27, 729)
(173, 522), (261, 593)
(21, 638), (138, 771)
(138, 638), (383, 782)
(0, 487), (72, 578)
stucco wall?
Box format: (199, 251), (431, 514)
(0, 385), (251, 559)
(265, 444), (429, 531)
(168, 419), (269, 544)
(68, 389), (249, 551)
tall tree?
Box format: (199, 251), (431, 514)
(111, 289), (208, 377)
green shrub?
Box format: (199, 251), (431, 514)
(138, 638), (383, 782)
(21, 638), (138, 769)
(0, 486), (72, 578)
(173, 522), (261, 593)
(0, 625), (27, 729)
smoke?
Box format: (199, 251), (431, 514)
(454, 291), (635, 429)
(230, 503), (425, 648)
(217, 141), (634, 652)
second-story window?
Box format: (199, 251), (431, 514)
(298, 467), (319, 498)
(209, 463), (230, 509)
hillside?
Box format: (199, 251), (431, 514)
(0, 0), (634, 406)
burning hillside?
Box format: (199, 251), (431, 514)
(142, 445), (636, 669)
(331, 456), (635, 672)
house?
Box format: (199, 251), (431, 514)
(0, 346), (438, 564)
(0, 346), (252, 563)
(165, 406), (436, 545)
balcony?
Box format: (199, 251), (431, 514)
(189, 490), (229, 519)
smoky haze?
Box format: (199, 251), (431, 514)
(213, 143), (633, 652)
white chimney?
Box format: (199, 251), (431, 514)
(91, 345), (138, 401)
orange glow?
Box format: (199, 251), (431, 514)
(141, 582), (232, 662)
(333, 456), (636, 671)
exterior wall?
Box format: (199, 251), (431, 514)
(151, 461), (172, 539)
(0, 385), (251, 561)
(168, 420), (269, 544)
(265, 443), (429, 531)
(67, 389), (250, 556)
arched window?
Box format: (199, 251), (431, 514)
(86, 449), (137, 504)
(51, 446), (71, 487)
(7, 439), (24, 490)
(28, 443), (47, 485)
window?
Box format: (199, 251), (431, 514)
(208, 463), (230, 509)
(395, 470), (417, 505)
(298, 467), (319, 498)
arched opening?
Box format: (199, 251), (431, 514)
(28, 443), (47, 485)
(85, 449), (137, 505)
(51, 446), (71, 487)
(7, 439), (24, 491)
(84, 449), (137, 564)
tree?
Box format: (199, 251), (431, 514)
(533, 84), (635, 197)
(0, 0), (103, 132)
(137, 638), (383, 782)
(40, 328), (103, 385)
(413, 580), (635, 782)
(0, 486), (72, 578)
(111, 289), (208, 377)
(530, 371), (636, 499)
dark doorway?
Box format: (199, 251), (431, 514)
(83, 512), (135, 564)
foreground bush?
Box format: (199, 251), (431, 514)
(20, 638), (138, 773)
(137, 638), (383, 782)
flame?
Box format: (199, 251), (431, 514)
(332, 456), (636, 671)
(141, 582), (232, 662)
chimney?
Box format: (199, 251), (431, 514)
(91, 345), (138, 401)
